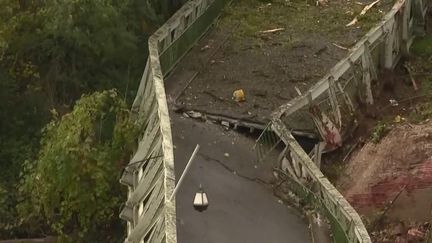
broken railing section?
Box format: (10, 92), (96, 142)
(271, 118), (372, 242)
(120, 0), (231, 243)
(254, 123), (282, 163)
(273, 0), (428, 147)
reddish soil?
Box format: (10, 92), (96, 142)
(328, 55), (432, 242)
(339, 122), (432, 209)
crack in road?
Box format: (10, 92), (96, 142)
(198, 153), (271, 185)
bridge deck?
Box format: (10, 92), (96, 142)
(170, 112), (311, 243)
(165, 0), (392, 126)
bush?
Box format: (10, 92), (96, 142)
(371, 122), (390, 144)
(18, 90), (139, 241)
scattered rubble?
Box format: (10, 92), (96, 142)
(346, 0), (381, 27)
(221, 121), (230, 128)
(185, 111), (202, 119)
(371, 222), (430, 243)
(257, 28), (285, 34)
(389, 99), (399, 106)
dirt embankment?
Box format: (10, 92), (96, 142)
(331, 33), (432, 242)
(337, 120), (432, 243)
(340, 121), (432, 210)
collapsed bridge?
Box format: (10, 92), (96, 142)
(119, 0), (430, 242)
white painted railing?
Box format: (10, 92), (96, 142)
(119, 0), (229, 242)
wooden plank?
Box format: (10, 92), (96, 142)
(128, 163), (163, 205)
(130, 123), (160, 164)
(128, 179), (164, 242)
(327, 78), (342, 127)
(361, 45), (375, 104)
(384, 17), (396, 69)
(132, 60), (151, 114)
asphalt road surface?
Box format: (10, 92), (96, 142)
(171, 113), (311, 243)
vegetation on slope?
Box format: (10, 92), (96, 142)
(0, 0), (186, 240)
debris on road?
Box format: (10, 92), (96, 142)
(221, 121), (230, 128)
(389, 99), (399, 106)
(201, 44), (211, 51)
(224, 152), (230, 158)
(186, 111), (202, 119)
(346, 0), (381, 27)
(332, 43), (349, 50)
(233, 89), (246, 102)
(257, 28), (285, 34)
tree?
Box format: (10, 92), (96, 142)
(0, 0), (185, 239)
(0, 1), (146, 237)
(18, 90), (139, 241)
(0, 0), (148, 106)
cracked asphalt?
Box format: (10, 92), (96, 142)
(171, 113), (311, 243)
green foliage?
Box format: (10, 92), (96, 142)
(0, 0), (184, 239)
(411, 35), (432, 57)
(220, 0), (391, 49)
(406, 39), (432, 122)
(18, 90), (139, 241)
(370, 121), (390, 143)
(410, 67), (432, 122)
(0, 0), (147, 104)
(0, 185), (10, 229)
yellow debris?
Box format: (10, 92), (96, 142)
(233, 89), (246, 102)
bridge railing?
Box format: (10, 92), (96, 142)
(274, 0), (428, 127)
(267, 0), (429, 242)
(271, 118), (371, 242)
(120, 0), (429, 241)
(119, 0), (229, 242)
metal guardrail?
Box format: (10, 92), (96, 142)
(271, 119), (372, 242)
(119, 0), (229, 242)
(266, 0), (430, 242)
(274, 0), (428, 121)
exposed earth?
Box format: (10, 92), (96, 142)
(327, 41), (432, 242)
(338, 120), (432, 243)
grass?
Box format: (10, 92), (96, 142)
(219, 0), (394, 49)
(408, 35), (432, 122)
(411, 35), (432, 57)
(370, 121), (391, 143)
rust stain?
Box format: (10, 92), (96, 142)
(348, 159), (432, 208)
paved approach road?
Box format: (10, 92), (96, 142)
(171, 113), (311, 243)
